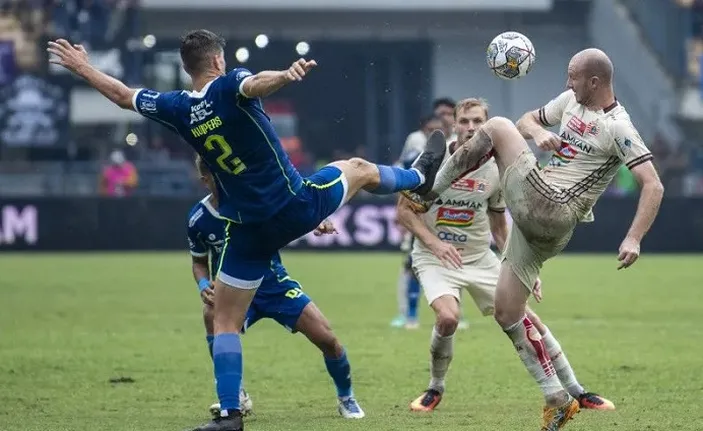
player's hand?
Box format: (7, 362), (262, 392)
(47, 39), (90, 73)
(533, 129), (563, 152)
(532, 278), (543, 303)
(429, 241), (463, 270)
(285, 58), (317, 82)
(313, 219), (337, 236)
(617, 236), (640, 270)
(200, 285), (215, 306)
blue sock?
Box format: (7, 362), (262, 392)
(213, 333), (243, 412)
(206, 334), (214, 359)
(407, 276), (420, 320)
(324, 349), (352, 398)
(369, 165), (423, 194)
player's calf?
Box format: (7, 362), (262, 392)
(296, 303), (365, 419)
(526, 308), (615, 411)
(330, 129), (447, 203)
(494, 263), (571, 408)
(422, 116), (529, 201)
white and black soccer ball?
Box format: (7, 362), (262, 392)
(486, 31), (536, 80)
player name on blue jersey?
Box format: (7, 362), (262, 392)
(133, 68), (304, 224)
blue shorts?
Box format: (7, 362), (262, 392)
(217, 165), (348, 289)
(243, 277), (311, 333)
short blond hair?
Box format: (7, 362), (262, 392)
(455, 97), (490, 119)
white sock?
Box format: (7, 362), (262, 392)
(428, 326), (454, 393)
(503, 316), (566, 400)
(541, 327), (585, 398)
(396, 268), (409, 316)
(411, 167), (426, 185)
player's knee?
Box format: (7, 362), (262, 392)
(203, 303), (215, 323)
(484, 116), (514, 132)
(320, 334), (343, 358)
(347, 157), (377, 179)
(493, 301), (521, 329)
(435, 308), (460, 336)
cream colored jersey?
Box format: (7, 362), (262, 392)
(412, 145), (506, 264)
(538, 90), (653, 221)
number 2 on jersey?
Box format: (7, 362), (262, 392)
(204, 135), (246, 175)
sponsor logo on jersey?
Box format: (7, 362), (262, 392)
(567, 115), (587, 136)
(559, 132), (594, 154)
(437, 231), (468, 242)
(434, 198), (484, 210)
(451, 177), (487, 193)
(551, 142), (577, 166)
(435, 207), (475, 227)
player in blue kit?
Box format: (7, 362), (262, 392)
(188, 156), (363, 420)
(48, 30), (446, 431)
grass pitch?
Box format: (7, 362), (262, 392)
(0, 252), (701, 430)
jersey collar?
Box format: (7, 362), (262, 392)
(201, 194), (222, 218)
(184, 77), (219, 98)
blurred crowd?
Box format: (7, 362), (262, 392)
(1, 0), (703, 197)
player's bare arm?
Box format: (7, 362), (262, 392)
(47, 39), (136, 110)
(192, 255), (215, 306)
(515, 108), (562, 151)
(241, 58), (317, 98)
(488, 210), (509, 253)
(618, 160), (664, 270)
(396, 196), (462, 269)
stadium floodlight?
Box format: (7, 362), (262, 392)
(142, 35), (156, 49)
(255, 34), (269, 49)
(125, 133), (138, 146)
(235, 47), (250, 63)
(295, 41), (310, 56)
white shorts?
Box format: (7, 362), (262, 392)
(412, 251), (500, 316)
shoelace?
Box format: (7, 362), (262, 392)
(343, 398), (360, 412)
(421, 390), (440, 406)
(581, 393), (603, 405)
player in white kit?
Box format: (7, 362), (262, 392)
(398, 98), (613, 415)
(405, 49), (664, 430)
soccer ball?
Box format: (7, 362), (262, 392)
(486, 31), (536, 80)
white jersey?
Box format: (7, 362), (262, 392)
(538, 90), (653, 221)
(412, 143), (505, 265)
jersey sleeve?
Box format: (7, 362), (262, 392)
(223, 67), (255, 98)
(131, 89), (181, 130)
(537, 90), (572, 128)
(611, 119), (653, 170)
(187, 219), (208, 258)
(488, 187), (506, 213)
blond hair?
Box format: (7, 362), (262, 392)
(455, 97), (490, 119)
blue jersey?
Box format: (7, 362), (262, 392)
(187, 195), (312, 332)
(134, 68), (303, 223)
(187, 195), (290, 281)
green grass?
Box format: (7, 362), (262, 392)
(1, 252), (702, 430)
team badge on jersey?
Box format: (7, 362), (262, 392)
(587, 122), (600, 136)
(435, 207), (475, 227)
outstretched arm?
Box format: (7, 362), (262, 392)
(240, 58), (317, 98)
(617, 160), (664, 269)
(48, 39), (136, 110)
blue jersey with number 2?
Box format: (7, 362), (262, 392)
(132, 68), (303, 223)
